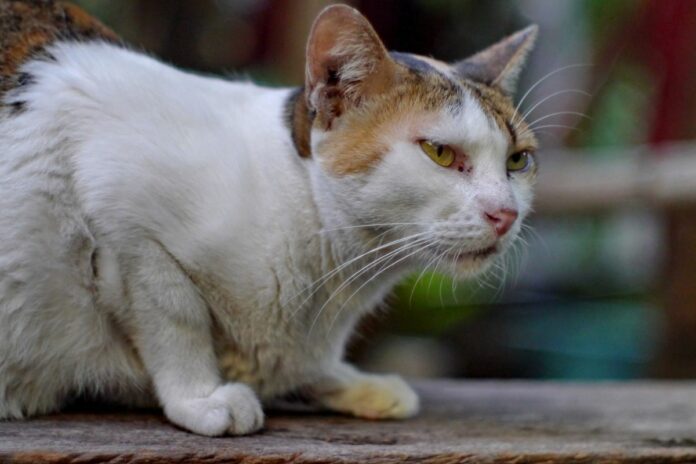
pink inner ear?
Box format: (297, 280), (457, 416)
(305, 4), (393, 97)
(306, 6), (370, 87)
(307, 29), (339, 84)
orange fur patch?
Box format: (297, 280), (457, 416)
(316, 68), (459, 176)
(314, 59), (537, 176)
(397, 54), (538, 152)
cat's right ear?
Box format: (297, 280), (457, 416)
(305, 5), (396, 130)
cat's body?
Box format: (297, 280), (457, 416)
(0, 1), (538, 435)
(1, 40), (339, 407)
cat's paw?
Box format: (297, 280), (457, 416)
(318, 374), (419, 420)
(164, 383), (264, 436)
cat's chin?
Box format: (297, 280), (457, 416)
(446, 245), (499, 276)
(420, 244), (499, 277)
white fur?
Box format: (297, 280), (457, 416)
(0, 41), (533, 435)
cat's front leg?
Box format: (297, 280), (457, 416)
(126, 241), (263, 436)
(308, 362), (419, 420)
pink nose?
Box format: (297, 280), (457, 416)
(484, 208), (518, 237)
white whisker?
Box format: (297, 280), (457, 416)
(324, 240), (434, 338)
(520, 89), (592, 122)
(306, 236), (431, 338)
(408, 245), (444, 309)
(519, 124), (583, 138)
(289, 231), (430, 314)
(432, 247), (452, 308)
(514, 63), (593, 115)
(318, 222), (427, 233)
(526, 111), (591, 130)
(426, 250), (447, 295)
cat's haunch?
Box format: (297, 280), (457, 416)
(0, 1), (537, 436)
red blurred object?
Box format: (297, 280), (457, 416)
(640, 0), (696, 143)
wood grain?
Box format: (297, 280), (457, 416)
(3, 380), (696, 463)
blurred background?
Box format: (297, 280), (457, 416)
(74, 0), (696, 381)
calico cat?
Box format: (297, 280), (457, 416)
(0, 1), (538, 436)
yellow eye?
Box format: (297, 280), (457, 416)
(506, 151), (531, 172)
(420, 140), (455, 167)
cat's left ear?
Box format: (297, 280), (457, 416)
(454, 25), (538, 97)
(305, 5), (396, 129)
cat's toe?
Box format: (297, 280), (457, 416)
(164, 383), (264, 436)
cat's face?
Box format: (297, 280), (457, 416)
(303, 6), (538, 277)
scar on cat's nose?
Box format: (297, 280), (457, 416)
(484, 208), (518, 236)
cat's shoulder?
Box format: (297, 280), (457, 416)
(0, 0), (118, 105)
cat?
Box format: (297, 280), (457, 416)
(0, 1), (538, 436)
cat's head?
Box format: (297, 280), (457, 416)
(298, 5), (538, 277)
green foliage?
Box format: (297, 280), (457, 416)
(389, 273), (490, 335)
(581, 64), (653, 149)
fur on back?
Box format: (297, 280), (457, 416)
(0, 3), (538, 435)
(0, 1), (117, 104)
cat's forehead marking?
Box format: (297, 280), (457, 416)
(387, 52), (531, 148)
(314, 53), (535, 176)
(316, 77), (456, 175)
(463, 80), (536, 150)
(390, 52), (453, 77)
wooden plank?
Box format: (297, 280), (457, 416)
(3, 381), (696, 463)
(535, 142), (696, 213)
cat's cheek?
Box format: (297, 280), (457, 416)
(509, 182), (534, 223)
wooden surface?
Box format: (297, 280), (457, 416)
(4, 380), (696, 463)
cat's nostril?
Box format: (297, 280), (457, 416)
(484, 209), (518, 237)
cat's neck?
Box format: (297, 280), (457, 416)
(300, 169), (415, 322)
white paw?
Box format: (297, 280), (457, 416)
(319, 374), (419, 420)
(164, 383), (264, 436)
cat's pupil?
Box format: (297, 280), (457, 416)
(436, 145), (443, 157)
(511, 153), (521, 163)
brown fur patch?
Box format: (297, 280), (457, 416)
(318, 66), (461, 175)
(302, 6), (538, 172)
(0, 0), (119, 103)
(391, 52), (537, 152)
(285, 87), (314, 158)
(311, 53), (537, 176)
